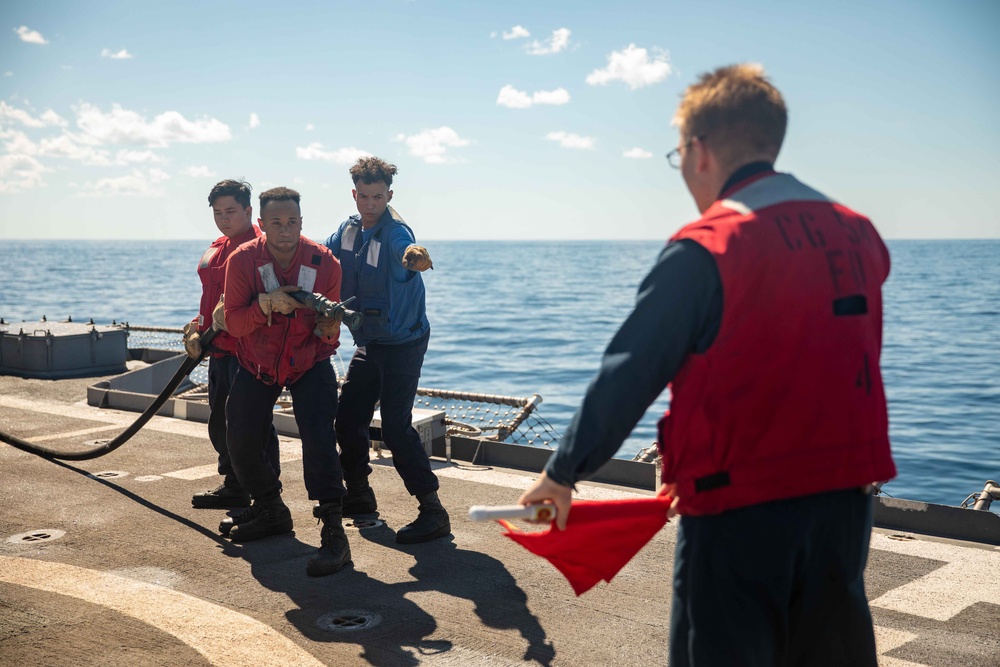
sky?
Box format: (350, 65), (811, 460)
(1, 0), (998, 241)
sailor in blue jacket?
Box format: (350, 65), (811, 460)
(325, 156), (449, 544)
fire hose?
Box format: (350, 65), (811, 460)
(0, 292), (361, 461)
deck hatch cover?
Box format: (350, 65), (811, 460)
(317, 610), (382, 632)
(7, 529), (66, 544)
(88, 470), (129, 479)
(345, 519), (384, 531)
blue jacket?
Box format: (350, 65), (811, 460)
(325, 206), (429, 347)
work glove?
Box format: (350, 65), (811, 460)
(211, 294), (228, 332)
(402, 245), (434, 272)
(182, 322), (202, 359)
(314, 311), (343, 338)
(258, 285), (305, 323)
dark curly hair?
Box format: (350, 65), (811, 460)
(207, 179), (252, 208)
(349, 156), (398, 187)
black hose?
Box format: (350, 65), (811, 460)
(1, 292), (361, 461)
(0, 328), (220, 461)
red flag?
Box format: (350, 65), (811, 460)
(499, 496), (672, 596)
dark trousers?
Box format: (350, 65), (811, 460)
(336, 331), (438, 497)
(208, 354), (280, 487)
(670, 488), (878, 667)
(227, 360), (346, 501)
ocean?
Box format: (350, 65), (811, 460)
(1, 239), (998, 509)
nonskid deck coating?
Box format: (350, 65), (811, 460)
(1, 373), (998, 666)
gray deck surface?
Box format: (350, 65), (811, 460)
(1, 371), (998, 666)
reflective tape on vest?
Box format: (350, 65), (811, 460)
(297, 266), (317, 293)
(258, 263), (280, 292)
(342, 226), (358, 251)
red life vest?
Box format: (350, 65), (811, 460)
(195, 225), (261, 356)
(657, 171), (896, 516)
(228, 237), (341, 386)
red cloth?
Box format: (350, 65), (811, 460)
(500, 496), (672, 596)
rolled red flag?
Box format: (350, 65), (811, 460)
(499, 496), (673, 596)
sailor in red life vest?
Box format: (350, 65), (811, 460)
(519, 64), (894, 666)
(219, 186), (351, 577)
(183, 179), (281, 510)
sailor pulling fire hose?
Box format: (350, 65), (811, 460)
(0, 292), (361, 461)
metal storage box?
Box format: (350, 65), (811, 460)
(0, 319), (128, 379)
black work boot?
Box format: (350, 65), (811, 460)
(396, 491), (451, 544)
(342, 479), (378, 517)
(227, 493), (293, 542)
(193, 482), (251, 509)
(219, 502), (258, 537)
(307, 501), (352, 577)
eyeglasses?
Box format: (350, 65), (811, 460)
(665, 135), (705, 169)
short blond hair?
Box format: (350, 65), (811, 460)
(673, 63), (787, 171)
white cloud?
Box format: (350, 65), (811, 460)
(100, 48), (133, 60)
(295, 143), (371, 164)
(545, 131), (595, 150)
(14, 26), (48, 45)
(586, 44), (672, 90)
(4, 72), (12, 77)
(527, 28), (571, 55)
(503, 25), (530, 40)
(74, 103), (232, 147)
(78, 167), (170, 197)
(623, 147), (653, 159)
(0, 153), (48, 193)
(496, 85), (532, 109)
(0, 101), (67, 128)
(305, 123), (315, 131)
(31, 133), (163, 167)
(395, 127), (470, 164)
(248, 112), (260, 129)
(532, 88), (571, 106)
(2, 128), (38, 156)
(497, 85), (571, 109)
(108, 149), (162, 165)
(183, 165), (217, 178)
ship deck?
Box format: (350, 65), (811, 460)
(1, 370), (998, 666)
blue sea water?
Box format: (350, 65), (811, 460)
(1, 239), (998, 509)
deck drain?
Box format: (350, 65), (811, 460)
(317, 610), (382, 632)
(888, 533), (916, 541)
(345, 518), (384, 531)
(87, 470), (129, 480)
(83, 439), (112, 447)
(7, 529), (66, 545)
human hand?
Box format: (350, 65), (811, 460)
(657, 482), (680, 519)
(402, 245), (433, 271)
(314, 311), (342, 338)
(181, 322), (202, 359)
(518, 470), (573, 531)
(259, 285), (304, 317)
(211, 295), (227, 332)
